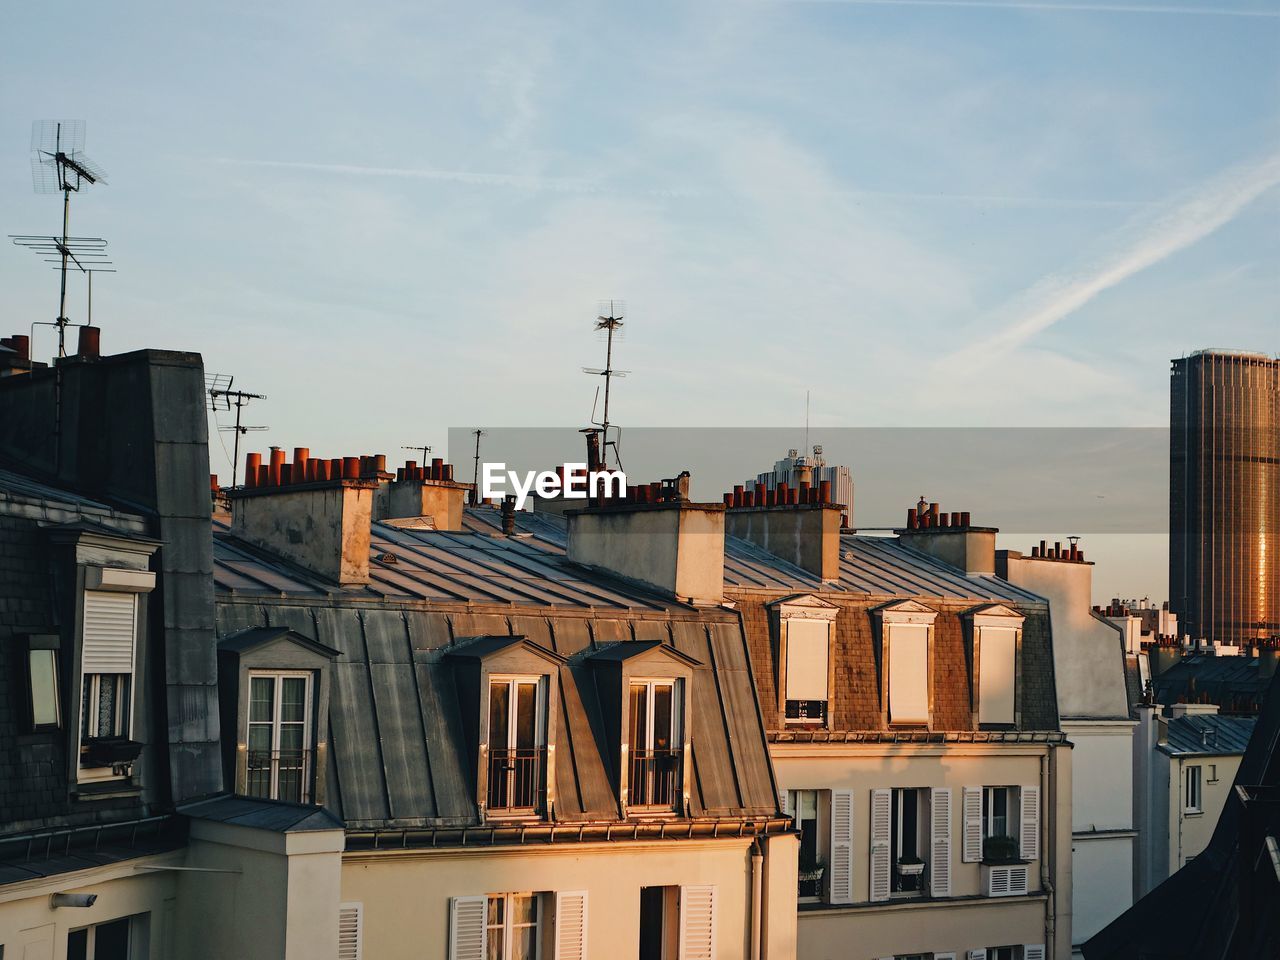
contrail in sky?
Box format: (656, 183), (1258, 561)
(781, 0), (1280, 16)
(956, 151), (1280, 359)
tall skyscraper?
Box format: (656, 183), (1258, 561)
(1169, 350), (1280, 644)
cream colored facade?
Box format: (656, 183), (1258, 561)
(775, 741), (1072, 960)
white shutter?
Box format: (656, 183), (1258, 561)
(869, 788), (892, 902)
(888, 624), (929, 722)
(337, 902), (362, 960)
(449, 896), (487, 960)
(554, 890), (587, 960)
(782, 790), (793, 817)
(678, 885), (715, 960)
(967, 950), (988, 960)
(963, 786), (983, 862)
(930, 787), (952, 897)
(82, 591), (136, 674)
(1020, 785), (1040, 860)
(785, 619), (830, 701)
(1024, 945), (1045, 960)
(978, 626), (1017, 724)
(828, 790), (854, 904)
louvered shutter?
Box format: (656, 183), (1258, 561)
(828, 790), (854, 904)
(869, 788), (892, 902)
(1024, 944), (1045, 960)
(82, 591), (136, 674)
(678, 885), (715, 960)
(963, 786), (983, 862)
(554, 890), (587, 960)
(967, 950), (988, 960)
(337, 902), (362, 960)
(449, 896), (487, 960)
(930, 787), (952, 897)
(1020, 785), (1040, 860)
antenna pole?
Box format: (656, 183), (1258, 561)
(471, 430), (484, 505)
(805, 390), (810, 457)
(209, 386), (266, 486)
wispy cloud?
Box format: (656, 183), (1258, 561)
(779, 0), (1280, 17)
(954, 151), (1280, 359)
(211, 157), (602, 193)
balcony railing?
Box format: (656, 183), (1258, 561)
(488, 747), (545, 812)
(246, 749), (311, 804)
(629, 748), (682, 809)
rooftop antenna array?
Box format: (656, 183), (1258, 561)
(582, 300), (628, 469)
(207, 374), (268, 487)
(10, 121), (112, 358)
(403, 443), (433, 463)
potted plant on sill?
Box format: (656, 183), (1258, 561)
(798, 849), (826, 885)
(982, 834), (1021, 864)
(895, 855), (924, 877)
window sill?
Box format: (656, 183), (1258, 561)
(74, 780), (142, 801)
(981, 857), (1030, 866)
(1184, 810), (1203, 817)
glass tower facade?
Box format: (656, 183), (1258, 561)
(1169, 351), (1280, 644)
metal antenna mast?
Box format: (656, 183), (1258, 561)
(208, 375), (268, 486)
(11, 121), (111, 358)
(403, 444), (432, 463)
(582, 301), (628, 469)
(470, 430), (486, 504)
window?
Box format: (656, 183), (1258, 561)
(789, 790), (824, 899)
(246, 671), (313, 803)
(981, 786), (1019, 860)
(891, 788), (927, 894)
(28, 647), (60, 730)
(784, 618), (831, 726)
(977, 627), (1017, 725)
(80, 591), (138, 769)
(68, 915), (147, 960)
(1207, 763), (1218, 783)
(639, 887), (679, 960)
(628, 679), (682, 810)
(488, 677), (546, 813)
(486, 893), (540, 960)
(887, 624), (929, 724)
(1185, 765), (1202, 813)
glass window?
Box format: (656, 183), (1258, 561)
(785, 619), (830, 726)
(81, 674), (131, 741)
(487, 678), (546, 812)
(244, 672), (313, 803)
(485, 893), (539, 960)
(1186, 766), (1202, 812)
(628, 679), (682, 809)
(28, 648), (60, 729)
(68, 916), (135, 960)
(790, 789), (823, 899)
(890, 787), (926, 894)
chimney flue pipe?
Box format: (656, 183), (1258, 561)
(76, 325), (100, 359)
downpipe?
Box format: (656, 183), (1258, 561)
(750, 838), (764, 960)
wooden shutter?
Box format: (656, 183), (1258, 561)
(785, 619), (830, 701)
(962, 786), (983, 862)
(1024, 945), (1045, 960)
(82, 591), (136, 674)
(967, 950), (988, 960)
(554, 890), (587, 960)
(1020, 785), (1040, 860)
(337, 902), (362, 960)
(930, 787), (952, 897)
(869, 788), (892, 902)
(449, 896), (487, 960)
(678, 885), (715, 960)
(829, 790), (854, 904)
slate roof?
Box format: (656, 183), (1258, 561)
(0, 816), (186, 887)
(180, 796), (344, 832)
(1152, 655), (1270, 714)
(1160, 714), (1256, 757)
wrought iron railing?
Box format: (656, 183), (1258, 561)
(488, 747), (545, 811)
(629, 748), (682, 809)
(246, 749), (311, 804)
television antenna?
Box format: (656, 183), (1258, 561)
(208, 375), (268, 486)
(9, 121), (111, 358)
(582, 300), (628, 469)
(470, 429), (485, 505)
(403, 443), (432, 463)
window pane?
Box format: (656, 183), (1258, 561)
(279, 724), (304, 753)
(94, 917), (131, 960)
(629, 683), (647, 748)
(514, 682), (538, 749)
(81, 676), (93, 738)
(487, 895), (505, 925)
(280, 677), (306, 723)
(97, 674), (118, 736)
(248, 723), (272, 752)
(29, 649), (59, 727)
(250, 677), (275, 723)
(67, 929), (89, 960)
(512, 923), (537, 960)
(513, 893), (537, 925)
(652, 685), (673, 749)
(489, 681), (511, 751)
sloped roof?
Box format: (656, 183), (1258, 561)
(1160, 714), (1256, 757)
(180, 795), (344, 832)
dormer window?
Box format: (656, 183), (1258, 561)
(968, 605), (1025, 727)
(247, 671), (314, 802)
(78, 582), (151, 779)
(628, 679), (682, 809)
(874, 601), (938, 728)
(770, 595), (839, 729)
(487, 677), (547, 813)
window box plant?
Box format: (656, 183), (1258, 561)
(895, 855), (925, 877)
(83, 738), (143, 767)
(982, 834), (1020, 864)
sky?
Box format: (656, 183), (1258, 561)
(2, 0), (1278, 603)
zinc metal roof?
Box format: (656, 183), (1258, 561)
(1160, 714), (1257, 757)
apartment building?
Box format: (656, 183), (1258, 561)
(718, 492), (1072, 960)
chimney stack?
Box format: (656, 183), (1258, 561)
(897, 501), (996, 575)
(374, 458), (471, 530)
